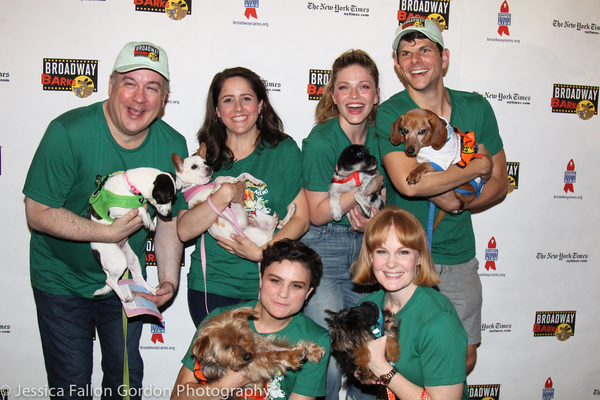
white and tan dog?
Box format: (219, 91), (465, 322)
(89, 167), (177, 302)
(172, 143), (295, 247)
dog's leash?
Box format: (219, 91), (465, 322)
(200, 194), (260, 315)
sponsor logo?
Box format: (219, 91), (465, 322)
(533, 311), (576, 340)
(151, 320), (165, 343)
(262, 79), (282, 93)
(484, 237), (497, 271)
(397, 0), (449, 29)
(0, 324), (10, 334)
(506, 162), (519, 193)
(146, 232), (184, 266)
(498, 0), (510, 36)
(0, 72), (8, 82)
(552, 20), (600, 35)
(551, 84), (598, 120)
(307, 2), (370, 17)
(41, 59), (98, 98)
(307, 69), (330, 101)
(234, 0), (268, 27)
(244, 0), (258, 19)
(535, 251), (588, 263)
(543, 377), (555, 399)
(564, 159), (575, 193)
(481, 322), (511, 334)
(134, 0), (192, 20)
(476, 90), (531, 105)
(554, 159), (582, 200)
(468, 384), (501, 400)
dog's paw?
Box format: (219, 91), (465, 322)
(329, 198), (344, 221)
(303, 343), (325, 364)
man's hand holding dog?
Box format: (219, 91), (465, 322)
(108, 208), (145, 242)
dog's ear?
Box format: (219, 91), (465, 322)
(428, 113), (448, 150)
(197, 142), (208, 159)
(172, 153), (184, 173)
(232, 306), (259, 321)
(390, 116), (405, 145)
(191, 334), (211, 361)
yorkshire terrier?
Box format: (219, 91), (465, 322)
(325, 301), (400, 382)
(191, 307), (325, 396)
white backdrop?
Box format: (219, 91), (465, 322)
(1, 1), (599, 399)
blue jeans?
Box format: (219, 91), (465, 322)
(33, 287), (143, 400)
(188, 288), (252, 327)
(301, 223), (371, 400)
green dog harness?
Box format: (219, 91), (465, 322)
(89, 172), (147, 222)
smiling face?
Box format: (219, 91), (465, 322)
(215, 77), (263, 140)
(104, 69), (167, 148)
(259, 260), (314, 323)
(370, 229), (420, 297)
(394, 38), (449, 95)
(332, 64), (379, 131)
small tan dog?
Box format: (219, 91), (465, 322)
(191, 307), (325, 396)
(391, 108), (483, 230)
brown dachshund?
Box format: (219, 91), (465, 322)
(391, 109), (483, 229)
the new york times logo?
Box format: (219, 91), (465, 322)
(307, 69), (330, 100)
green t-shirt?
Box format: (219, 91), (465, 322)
(301, 118), (386, 226)
(23, 101), (188, 298)
(187, 138), (303, 298)
(181, 300), (330, 400)
(360, 288), (468, 400)
(376, 89), (503, 265)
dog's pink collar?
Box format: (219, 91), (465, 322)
(332, 171), (361, 186)
(182, 182), (215, 203)
(123, 171), (142, 195)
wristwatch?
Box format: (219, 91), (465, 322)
(377, 367), (398, 385)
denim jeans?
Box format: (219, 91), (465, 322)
(33, 287), (143, 400)
(188, 288), (252, 327)
(301, 223), (369, 400)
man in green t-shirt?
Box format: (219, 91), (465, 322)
(23, 41), (187, 399)
(376, 18), (508, 375)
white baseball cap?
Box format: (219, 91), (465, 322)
(392, 17), (444, 52)
(112, 41), (170, 81)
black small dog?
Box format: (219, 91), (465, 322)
(329, 145), (384, 221)
(325, 301), (400, 382)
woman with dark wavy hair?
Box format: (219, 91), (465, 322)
(178, 67), (310, 326)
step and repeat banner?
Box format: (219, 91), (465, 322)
(1, 1), (599, 399)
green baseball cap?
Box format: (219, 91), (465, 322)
(393, 17), (444, 53)
(112, 41), (170, 81)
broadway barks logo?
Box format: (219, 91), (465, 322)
(398, 0), (449, 29)
(146, 231), (185, 267)
(551, 84), (598, 120)
(468, 384), (500, 400)
(497, 0), (510, 36)
(41, 59), (98, 98)
(134, 0), (192, 20)
(533, 311), (576, 341)
(307, 69), (331, 101)
(506, 162), (519, 193)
